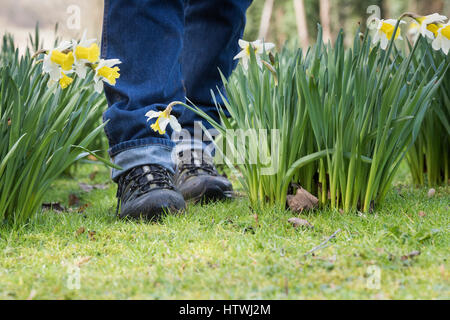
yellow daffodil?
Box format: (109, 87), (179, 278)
(146, 103), (181, 135)
(432, 23), (450, 55)
(75, 43), (100, 63)
(233, 39), (275, 70)
(414, 13), (448, 40)
(372, 19), (406, 50)
(42, 41), (72, 81)
(50, 50), (74, 71)
(93, 58), (122, 93)
(72, 30), (100, 79)
(59, 73), (74, 89)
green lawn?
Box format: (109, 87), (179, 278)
(0, 163), (448, 299)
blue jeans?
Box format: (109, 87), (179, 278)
(101, 0), (252, 180)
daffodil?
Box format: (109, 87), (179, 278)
(432, 23), (450, 54)
(47, 72), (74, 90)
(93, 58), (121, 93)
(75, 43), (99, 62)
(42, 41), (72, 81)
(233, 39), (275, 70)
(72, 30), (100, 79)
(372, 19), (406, 50)
(414, 13), (448, 40)
(59, 73), (74, 89)
(145, 103), (181, 135)
(50, 50), (75, 71)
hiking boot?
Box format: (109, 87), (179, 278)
(116, 164), (185, 220)
(175, 149), (233, 203)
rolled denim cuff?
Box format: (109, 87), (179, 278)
(111, 144), (176, 181)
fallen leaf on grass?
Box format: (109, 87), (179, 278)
(77, 203), (90, 214)
(418, 211), (426, 217)
(427, 188), (436, 198)
(76, 256), (92, 267)
(68, 194), (80, 206)
(75, 227), (85, 236)
(286, 187), (318, 213)
(87, 230), (96, 241)
(401, 250), (420, 261)
(253, 213), (259, 227)
(79, 183), (108, 193)
(42, 202), (66, 213)
(288, 217), (314, 229)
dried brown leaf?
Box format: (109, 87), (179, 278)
(87, 230), (96, 241)
(76, 256), (92, 267)
(42, 202), (66, 213)
(287, 187), (319, 213)
(68, 194), (80, 206)
(401, 250), (420, 261)
(75, 227), (85, 236)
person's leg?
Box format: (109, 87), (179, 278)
(175, 0), (252, 202)
(179, 0), (252, 139)
(101, 0), (187, 219)
(102, 0), (186, 180)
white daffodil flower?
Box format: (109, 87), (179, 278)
(372, 19), (406, 50)
(233, 39), (275, 70)
(416, 13), (448, 40)
(432, 23), (450, 54)
(42, 41), (72, 81)
(72, 30), (99, 79)
(145, 104), (181, 135)
(93, 58), (121, 93)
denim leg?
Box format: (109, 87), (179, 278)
(179, 0), (253, 152)
(101, 0), (186, 180)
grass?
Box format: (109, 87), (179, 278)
(0, 162), (448, 300)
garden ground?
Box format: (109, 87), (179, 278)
(0, 162), (448, 299)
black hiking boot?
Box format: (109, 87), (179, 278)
(175, 149), (233, 203)
(116, 164), (185, 220)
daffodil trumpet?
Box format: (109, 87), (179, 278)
(74, 43), (100, 63)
